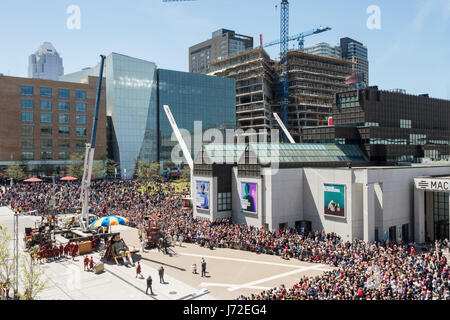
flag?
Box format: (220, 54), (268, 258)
(114, 167), (117, 179)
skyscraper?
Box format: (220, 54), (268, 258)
(28, 42), (64, 81)
(340, 37), (369, 86)
(189, 29), (253, 74)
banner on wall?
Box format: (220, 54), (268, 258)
(195, 181), (210, 211)
(240, 182), (257, 213)
(324, 184), (345, 218)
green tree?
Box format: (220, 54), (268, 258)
(93, 160), (106, 179)
(66, 153), (85, 178)
(105, 158), (119, 179)
(5, 164), (26, 181)
(20, 246), (46, 300)
(180, 164), (191, 182)
(135, 160), (160, 179)
(0, 226), (15, 299)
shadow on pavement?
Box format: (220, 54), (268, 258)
(139, 256), (186, 272)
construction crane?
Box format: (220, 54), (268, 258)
(79, 55), (106, 231)
(263, 26), (332, 50)
(279, 0), (289, 143)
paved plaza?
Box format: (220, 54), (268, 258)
(0, 206), (334, 300)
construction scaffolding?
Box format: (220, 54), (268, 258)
(209, 48), (353, 143)
(209, 48), (276, 137)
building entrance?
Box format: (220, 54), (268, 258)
(433, 192), (449, 240)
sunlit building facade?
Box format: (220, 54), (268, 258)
(62, 53), (235, 178)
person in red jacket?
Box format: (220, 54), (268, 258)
(89, 257), (94, 271)
(136, 262), (142, 278)
(84, 256), (89, 271)
(71, 244), (77, 261)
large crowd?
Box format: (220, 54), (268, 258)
(1, 180), (449, 300)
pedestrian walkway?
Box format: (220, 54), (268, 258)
(37, 252), (214, 300)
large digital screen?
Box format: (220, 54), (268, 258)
(195, 181), (210, 211)
(324, 184), (345, 218)
(240, 182), (257, 213)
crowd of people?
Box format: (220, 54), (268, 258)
(1, 179), (449, 300)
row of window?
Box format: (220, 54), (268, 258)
(21, 99), (87, 112)
(21, 86), (87, 100)
(22, 125), (87, 137)
(218, 192), (232, 212)
(21, 151), (71, 161)
(21, 112), (86, 124)
(400, 119), (412, 129)
(21, 138), (86, 149)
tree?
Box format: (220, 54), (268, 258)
(66, 153), (85, 178)
(0, 226), (15, 300)
(105, 158), (119, 179)
(5, 164), (26, 181)
(20, 246), (46, 300)
(93, 160), (106, 179)
(135, 160), (160, 179)
(180, 164), (190, 182)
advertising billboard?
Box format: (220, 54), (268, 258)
(240, 182), (257, 213)
(195, 181), (210, 212)
(324, 184), (345, 218)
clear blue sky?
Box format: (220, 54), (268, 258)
(1, 0), (449, 99)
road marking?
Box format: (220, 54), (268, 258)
(199, 282), (271, 290)
(178, 252), (330, 270)
(227, 265), (330, 292)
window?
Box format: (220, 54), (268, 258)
(21, 152), (34, 160)
(218, 192), (232, 211)
(400, 119), (411, 129)
(22, 112), (34, 122)
(76, 127), (87, 136)
(76, 102), (87, 112)
(22, 125), (34, 136)
(58, 126), (70, 137)
(40, 126), (52, 136)
(40, 100), (52, 111)
(58, 139), (70, 149)
(40, 113), (52, 123)
(76, 139), (86, 149)
(75, 90), (87, 100)
(21, 99), (34, 109)
(58, 114), (70, 124)
(40, 139), (52, 149)
(21, 139), (33, 149)
(40, 87), (52, 97)
(21, 86), (33, 96)
(58, 101), (70, 111)
(76, 115), (86, 124)
(58, 89), (70, 99)
(58, 151), (69, 160)
(40, 151), (53, 160)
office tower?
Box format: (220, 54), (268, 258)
(189, 29), (253, 74)
(340, 37), (369, 86)
(28, 42), (64, 81)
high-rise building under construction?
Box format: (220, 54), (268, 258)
(208, 48), (352, 141)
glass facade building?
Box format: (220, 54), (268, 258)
(158, 69), (235, 161)
(62, 53), (235, 178)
